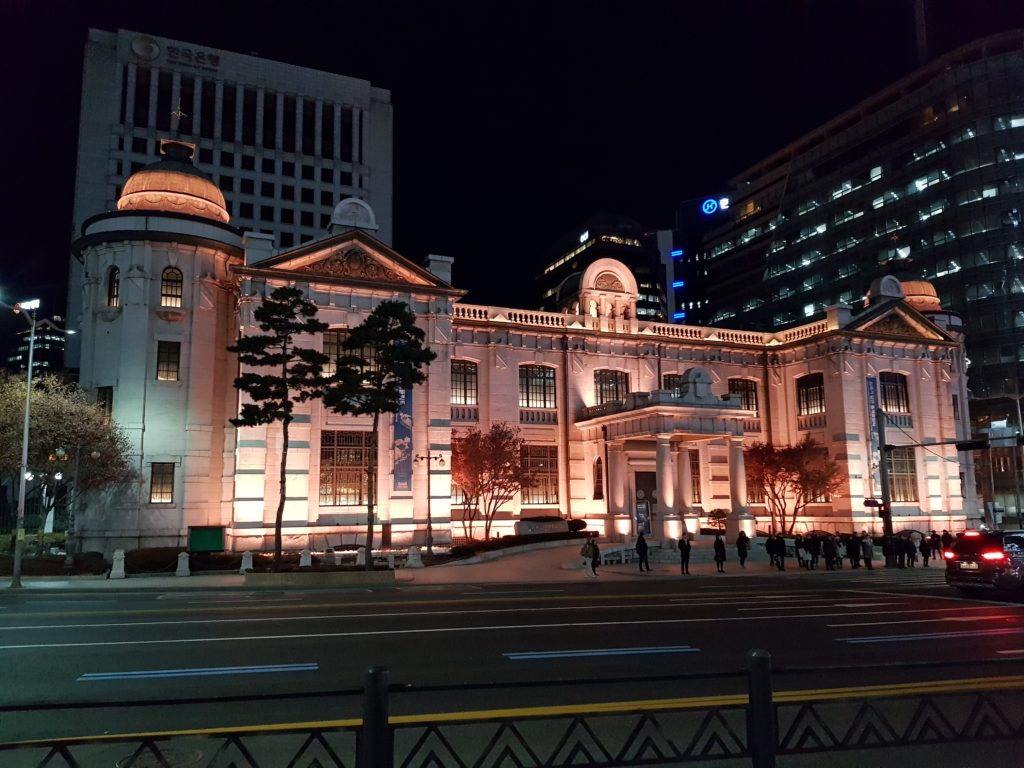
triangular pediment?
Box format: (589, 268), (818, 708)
(846, 302), (950, 342)
(243, 229), (458, 293)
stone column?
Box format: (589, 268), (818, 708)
(727, 436), (756, 539)
(657, 437), (677, 541)
(678, 444), (700, 535)
(608, 443), (626, 513)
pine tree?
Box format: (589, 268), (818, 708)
(229, 287), (329, 570)
(323, 301), (435, 569)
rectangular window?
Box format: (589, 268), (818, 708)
(302, 99), (316, 155)
(133, 67), (151, 128)
(952, 393), (960, 421)
(221, 85), (236, 142)
(155, 71), (172, 131)
(689, 450), (702, 504)
(595, 369), (629, 405)
(880, 372), (910, 413)
(729, 378), (758, 413)
(797, 374), (825, 416)
(321, 103), (335, 159)
(519, 365), (556, 408)
(521, 445), (558, 504)
(887, 446), (918, 502)
(150, 462), (175, 503)
(242, 87), (256, 145)
(262, 90), (277, 149)
(200, 79), (216, 138)
(451, 360), (478, 405)
(319, 430), (372, 506)
(323, 329), (377, 377)
(341, 106), (353, 162)
(282, 97), (297, 153)
(156, 341), (181, 381)
(96, 386), (113, 421)
(663, 373), (685, 396)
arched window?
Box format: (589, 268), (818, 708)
(728, 378), (759, 414)
(593, 457), (604, 500)
(160, 267), (184, 308)
(107, 267), (120, 308)
(880, 372), (910, 413)
(451, 360), (478, 405)
(796, 373), (825, 416)
(519, 365), (556, 408)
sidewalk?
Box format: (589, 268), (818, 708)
(2, 541), (931, 591)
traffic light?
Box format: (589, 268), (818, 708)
(877, 502), (889, 519)
(955, 439), (989, 451)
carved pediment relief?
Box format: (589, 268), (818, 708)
(299, 247), (406, 283)
(594, 272), (625, 292)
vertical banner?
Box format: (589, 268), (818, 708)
(865, 376), (882, 499)
(393, 388), (413, 491)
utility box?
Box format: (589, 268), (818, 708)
(188, 526), (225, 553)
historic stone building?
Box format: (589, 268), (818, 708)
(71, 140), (979, 555)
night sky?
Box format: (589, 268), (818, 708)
(3, 0), (1024, 330)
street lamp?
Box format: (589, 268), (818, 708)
(9, 298), (40, 588)
(413, 450), (445, 556)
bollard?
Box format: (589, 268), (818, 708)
(746, 649), (777, 768)
(175, 551), (191, 577)
(359, 666), (392, 767)
(327, 549), (339, 566)
(299, 548), (312, 567)
(387, 552), (395, 569)
(239, 551), (253, 574)
(356, 547), (367, 566)
(110, 549), (126, 579)
(405, 545), (423, 568)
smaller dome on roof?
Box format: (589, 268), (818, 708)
(900, 279), (943, 312)
(329, 197), (379, 234)
(118, 140), (229, 223)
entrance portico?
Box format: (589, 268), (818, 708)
(577, 368), (754, 540)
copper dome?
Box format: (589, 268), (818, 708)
(117, 140), (229, 224)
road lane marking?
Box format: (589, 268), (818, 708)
(78, 663), (318, 681)
(504, 646), (700, 660)
(736, 601), (902, 612)
(186, 597), (303, 604)
(829, 614), (1020, 627)
(996, 649), (1024, 655)
(466, 590), (565, 595)
(3, 606), (1017, 650)
(838, 627), (1024, 644)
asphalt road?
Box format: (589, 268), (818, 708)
(3, 564), (1024, 744)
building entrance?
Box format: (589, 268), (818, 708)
(635, 471), (656, 535)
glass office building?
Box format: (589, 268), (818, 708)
(684, 31), (1024, 431)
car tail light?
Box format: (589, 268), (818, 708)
(963, 530), (982, 537)
(981, 551), (1007, 561)
(943, 550), (956, 560)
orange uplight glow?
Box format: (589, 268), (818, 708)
(981, 551), (1007, 561)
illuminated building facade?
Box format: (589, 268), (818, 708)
(68, 28), (393, 369)
(686, 31), (1024, 435)
(5, 318), (68, 374)
(71, 141), (979, 555)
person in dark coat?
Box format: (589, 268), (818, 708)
(907, 536), (918, 568)
(736, 531), (750, 568)
(679, 536), (691, 574)
(941, 530), (954, 550)
(635, 533), (651, 572)
(822, 536), (837, 570)
(846, 535), (861, 568)
(919, 536), (932, 567)
(793, 535), (805, 568)
(895, 536), (907, 568)
(929, 530), (942, 556)
(807, 535), (821, 570)
(860, 532), (874, 569)
(713, 534), (726, 573)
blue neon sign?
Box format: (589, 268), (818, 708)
(701, 198), (719, 215)
(672, 280), (685, 288)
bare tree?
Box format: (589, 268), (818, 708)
(451, 423), (535, 540)
(745, 436), (844, 533)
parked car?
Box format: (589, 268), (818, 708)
(944, 529), (1024, 594)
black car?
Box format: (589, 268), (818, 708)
(944, 529), (1024, 594)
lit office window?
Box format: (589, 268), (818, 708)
(451, 361), (478, 405)
(319, 430), (372, 506)
(150, 463), (175, 503)
(521, 445), (558, 504)
(887, 447), (918, 502)
(160, 267), (183, 307)
(880, 372), (910, 413)
(689, 450), (702, 504)
(729, 378), (759, 413)
(107, 268), (120, 308)
(519, 365), (556, 408)
(796, 374), (825, 416)
(595, 369), (629, 405)
(156, 341), (181, 381)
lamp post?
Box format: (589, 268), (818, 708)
(53, 445), (100, 556)
(10, 298), (40, 589)
(414, 450), (445, 556)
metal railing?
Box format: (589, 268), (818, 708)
(5, 653), (1024, 767)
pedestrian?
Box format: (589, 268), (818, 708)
(823, 535), (837, 570)
(896, 536), (907, 568)
(793, 534), (806, 568)
(920, 536), (932, 567)
(808, 535), (821, 570)
(846, 534), (861, 568)
(736, 531), (750, 568)
(929, 530), (942, 556)
(580, 536), (597, 578)
(636, 532), (651, 572)
(590, 535), (601, 577)
(941, 529), (954, 551)
(860, 532), (874, 569)
(713, 534), (726, 573)
(679, 536), (691, 574)
(907, 536), (918, 568)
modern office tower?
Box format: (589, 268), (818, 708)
(687, 31), (1024, 430)
(67, 28), (394, 368)
(538, 214), (669, 321)
(5, 318), (68, 374)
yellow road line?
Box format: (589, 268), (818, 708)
(6, 673), (1024, 748)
